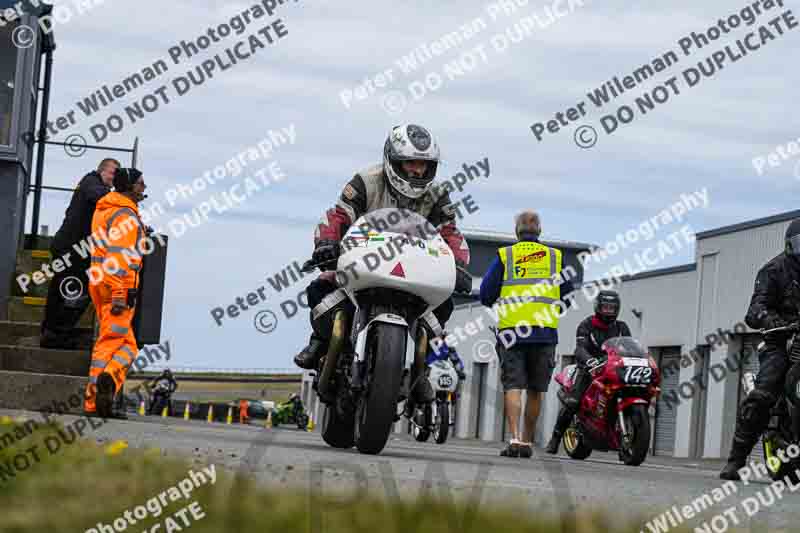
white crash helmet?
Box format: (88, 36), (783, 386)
(383, 124), (440, 200)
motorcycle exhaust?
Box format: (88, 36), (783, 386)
(318, 310), (348, 402)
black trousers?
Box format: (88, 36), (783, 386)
(41, 249), (91, 343)
(306, 277), (454, 338)
(729, 339), (789, 461)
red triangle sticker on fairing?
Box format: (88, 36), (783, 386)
(390, 262), (406, 278)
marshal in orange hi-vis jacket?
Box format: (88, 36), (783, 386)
(84, 168), (148, 417)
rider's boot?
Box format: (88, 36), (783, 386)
(294, 334), (329, 370)
(720, 392), (772, 480)
(546, 405), (576, 454)
(719, 435), (754, 481)
(563, 367), (591, 411)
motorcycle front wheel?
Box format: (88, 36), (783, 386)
(563, 422), (592, 460)
(433, 401), (450, 444)
(618, 404), (650, 466)
(355, 322), (406, 455)
(763, 436), (800, 483)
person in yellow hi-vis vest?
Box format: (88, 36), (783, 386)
(480, 210), (575, 458)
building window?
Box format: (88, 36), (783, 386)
(0, 22), (19, 146)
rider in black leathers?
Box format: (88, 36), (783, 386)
(720, 219), (800, 480)
(546, 290), (631, 454)
(148, 369), (178, 415)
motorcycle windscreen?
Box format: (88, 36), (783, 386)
(602, 336), (648, 358)
(339, 208), (456, 309)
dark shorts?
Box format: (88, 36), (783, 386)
(497, 342), (556, 392)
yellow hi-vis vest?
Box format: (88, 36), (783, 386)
(496, 241), (563, 330)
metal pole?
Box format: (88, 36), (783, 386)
(132, 136), (139, 167)
(30, 46), (54, 238)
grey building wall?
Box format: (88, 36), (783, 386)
(696, 216), (794, 459)
(0, 14), (47, 318)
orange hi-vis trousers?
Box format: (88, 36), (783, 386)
(83, 282), (138, 412)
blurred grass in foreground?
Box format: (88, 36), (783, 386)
(0, 419), (678, 533)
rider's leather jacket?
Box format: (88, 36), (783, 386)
(151, 374), (177, 395)
(575, 315), (631, 366)
(314, 164), (470, 266)
(745, 253), (800, 330)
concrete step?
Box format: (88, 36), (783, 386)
(0, 344), (89, 376)
(0, 321), (94, 349)
(0, 370), (85, 414)
(22, 234), (54, 251)
(7, 296), (94, 328)
(13, 249), (54, 298)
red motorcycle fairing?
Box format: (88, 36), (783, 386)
(617, 397), (650, 412)
(554, 364), (577, 390)
(555, 337), (661, 453)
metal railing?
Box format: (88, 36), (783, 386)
(26, 38), (140, 238)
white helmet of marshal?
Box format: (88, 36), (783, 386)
(383, 124), (440, 200)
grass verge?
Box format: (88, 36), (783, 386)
(0, 418), (676, 533)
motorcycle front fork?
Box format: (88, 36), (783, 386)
(618, 410), (634, 448)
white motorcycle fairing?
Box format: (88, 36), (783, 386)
(338, 211), (456, 313)
(428, 360), (459, 393)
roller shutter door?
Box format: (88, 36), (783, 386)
(473, 363), (488, 440)
(739, 335), (764, 463)
(654, 347), (681, 456)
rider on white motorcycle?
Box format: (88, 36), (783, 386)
(426, 335), (466, 381)
(294, 124), (472, 408)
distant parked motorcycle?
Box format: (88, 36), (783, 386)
(270, 394), (310, 430)
(411, 358), (460, 444)
(553, 337), (661, 466)
(746, 322), (800, 482)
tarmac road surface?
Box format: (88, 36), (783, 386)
(2, 408), (796, 531)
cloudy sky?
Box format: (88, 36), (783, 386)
(30, 0), (800, 369)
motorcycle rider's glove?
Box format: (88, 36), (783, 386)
(454, 264), (472, 294)
(312, 239), (341, 271)
(586, 357), (605, 372)
(764, 314), (787, 331)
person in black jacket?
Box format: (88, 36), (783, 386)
(40, 158), (119, 349)
(720, 220), (800, 480)
(148, 369), (178, 415)
(546, 290), (631, 454)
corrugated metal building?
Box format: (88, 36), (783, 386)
(302, 209), (799, 459)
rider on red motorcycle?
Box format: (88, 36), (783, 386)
(293, 124), (472, 407)
(546, 290), (631, 454)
